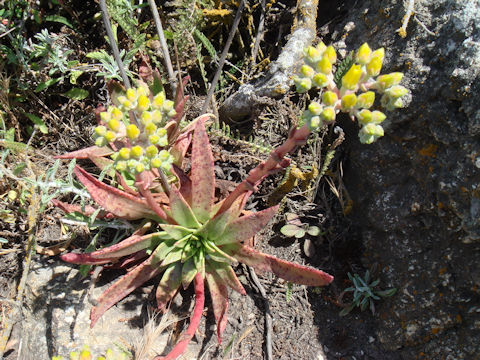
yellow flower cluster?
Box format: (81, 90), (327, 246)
(93, 85), (175, 174)
(295, 42), (409, 144)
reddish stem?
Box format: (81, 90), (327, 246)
(216, 124), (311, 215)
(156, 273), (205, 360)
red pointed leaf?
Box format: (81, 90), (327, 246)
(228, 245), (334, 286)
(206, 272), (229, 343)
(55, 146), (113, 159)
(156, 262), (183, 311)
(214, 205), (279, 245)
(74, 166), (157, 220)
(207, 260), (246, 295)
(51, 199), (114, 219)
(170, 130), (192, 166)
(90, 254), (163, 326)
(61, 232), (163, 264)
(191, 119), (215, 223)
(156, 273), (205, 360)
(171, 164), (192, 204)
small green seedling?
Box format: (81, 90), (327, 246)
(339, 270), (397, 316)
(280, 213), (320, 239)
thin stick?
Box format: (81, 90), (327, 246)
(99, 0), (131, 88)
(251, 0), (266, 65)
(396, 0), (415, 38)
(249, 267), (273, 360)
(201, 0), (246, 114)
(147, 0), (177, 94)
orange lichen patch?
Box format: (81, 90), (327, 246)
(456, 314), (462, 323)
(437, 201), (444, 209)
(431, 327), (441, 335)
(460, 186), (468, 193)
(419, 144), (438, 158)
(439, 267), (447, 275)
(429, 166), (433, 173)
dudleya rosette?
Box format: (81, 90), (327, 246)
(293, 42), (409, 144)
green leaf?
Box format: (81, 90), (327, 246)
(63, 88), (89, 100)
(25, 113), (48, 134)
(45, 15), (74, 28)
(181, 257), (198, 289)
(294, 228), (306, 238)
(334, 51), (355, 88)
(13, 162), (26, 176)
(160, 224), (193, 240)
(307, 226), (320, 236)
(69, 70), (83, 84)
(376, 288), (397, 297)
(35, 77), (61, 92)
(280, 224), (302, 237)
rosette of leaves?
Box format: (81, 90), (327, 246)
(339, 270), (396, 316)
(56, 109), (333, 358)
(280, 213), (320, 239)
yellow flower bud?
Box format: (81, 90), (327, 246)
(371, 110), (386, 124)
(300, 65), (315, 78)
(308, 102), (322, 116)
(322, 91), (338, 106)
(118, 147), (131, 159)
(316, 56), (332, 74)
(385, 85), (408, 98)
(312, 73), (328, 88)
(153, 92), (165, 108)
(310, 116), (321, 129)
(294, 77), (312, 93)
(126, 124), (140, 139)
(137, 95), (150, 111)
(151, 157), (162, 168)
(95, 137), (107, 147)
(305, 46), (321, 62)
(104, 131), (116, 142)
(392, 98), (404, 108)
(121, 99), (133, 109)
(356, 91), (375, 109)
(163, 100), (174, 112)
(100, 111), (110, 122)
(324, 45), (337, 64)
(342, 64), (363, 90)
(371, 48), (385, 62)
(157, 128), (167, 137)
(149, 134), (160, 145)
(376, 72), (404, 90)
(141, 111), (152, 124)
(127, 159), (138, 169)
(356, 43), (372, 65)
(152, 110), (163, 123)
(108, 118), (121, 131)
(363, 123), (384, 137)
(115, 161), (127, 171)
(357, 109), (372, 125)
(168, 109), (177, 118)
(145, 122), (157, 135)
(321, 107), (336, 123)
(366, 56), (383, 77)
(131, 145), (144, 158)
(158, 149), (170, 161)
(146, 145), (158, 158)
(135, 162), (145, 173)
(94, 125), (107, 137)
(126, 88), (137, 102)
(110, 107), (123, 121)
(341, 93), (357, 110)
(137, 86), (149, 97)
(315, 41), (327, 54)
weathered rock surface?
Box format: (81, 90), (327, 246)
(330, 0), (480, 358)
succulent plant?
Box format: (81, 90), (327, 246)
(55, 81), (333, 359)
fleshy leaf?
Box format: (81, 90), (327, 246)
(159, 273), (205, 360)
(55, 146), (113, 159)
(151, 239), (177, 265)
(156, 262), (182, 311)
(169, 185), (200, 228)
(227, 244), (334, 286)
(61, 232), (166, 264)
(90, 254), (164, 326)
(74, 166), (157, 220)
(171, 164), (192, 204)
(214, 205), (279, 245)
(207, 260), (246, 295)
(280, 224), (303, 237)
(190, 119), (215, 223)
(160, 224), (194, 240)
(181, 257), (198, 289)
(206, 271), (229, 343)
(51, 199), (114, 219)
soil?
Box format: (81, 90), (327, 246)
(1, 1), (472, 359)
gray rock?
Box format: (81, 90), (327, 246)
(328, 0), (480, 358)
